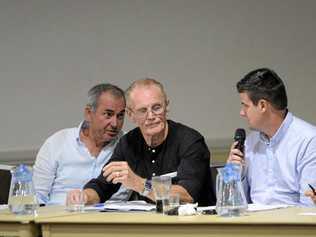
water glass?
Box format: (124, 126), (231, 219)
(163, 194), (180, 215)
(66, 189), (85, 212)
(152, 176), (172, 213)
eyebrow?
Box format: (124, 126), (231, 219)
(104, 109), (114, 113)
(136, 102), (163, 110)
(104, 109), (126, 114)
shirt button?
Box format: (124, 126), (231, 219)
(153, 173), (156, 176)
(152, 149), (156, 153)
(152, 160), (155, 164)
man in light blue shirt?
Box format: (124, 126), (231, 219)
(227, 68), (316, 206)
(33, 84), (130, 205)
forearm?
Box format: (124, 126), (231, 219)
(144, 184), (193, 203)
(170, 185), (193, 203)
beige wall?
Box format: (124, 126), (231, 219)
(1, 0), (315, 156)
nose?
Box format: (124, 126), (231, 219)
(240, 108), (246, 117)
(110, 116), (118, 128)
(146, 109), (155, 120)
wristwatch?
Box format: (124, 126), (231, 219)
(140, 179), (152, 197)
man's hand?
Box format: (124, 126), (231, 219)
(103, 161), (144, 193)
(66, 189), (87, 206)
(66, 188), (100, 205)
(305, 190), (316, 204)
(227, 141), (245, 165)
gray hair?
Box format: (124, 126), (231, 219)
(125, 78), (167, 108)
(87, 83), (125, 112)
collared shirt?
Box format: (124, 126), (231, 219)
(243, 112), (316, 206)
(84, 120), (216, 206)
(33, 121), (130, 205)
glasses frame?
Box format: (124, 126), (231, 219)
(130, 102), (166, 121)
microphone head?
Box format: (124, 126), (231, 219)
(234, 128), (246, 142)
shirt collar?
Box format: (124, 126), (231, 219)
(259, 111), (293, 146)
(76, 121), (88, 146)
(75, 121), (119, 149)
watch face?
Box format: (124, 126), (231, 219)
(145, 179), (152, 189)
(141, 179), (152, 196)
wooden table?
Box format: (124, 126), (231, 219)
(0, 205), (77, 237)
(36, 207), (316, 237)
(0, 206), (39, 237)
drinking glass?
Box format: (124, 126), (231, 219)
(66, 189), (85, 212)
(163, 193), (180, 215)
(152, 176), (171, 213)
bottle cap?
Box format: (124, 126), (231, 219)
(13, 164), (32, 182)
(223, 163), (241, 183)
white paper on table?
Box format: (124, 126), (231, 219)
(160, 171), (177, 178)
(197, 204), (290, 213)
(0, 204), (8, 210)
(247, 203), (290, 212)
(298, 212), (316, 216)
(197, 206), (216, 212)
(84, 201), (155, 212)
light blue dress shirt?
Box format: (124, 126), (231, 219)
(243, 112), (316, 206)
(33, 122), (130, 205)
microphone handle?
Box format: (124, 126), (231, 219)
(235, 141), (244, 154)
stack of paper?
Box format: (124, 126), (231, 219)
(84, 201), (155, 212)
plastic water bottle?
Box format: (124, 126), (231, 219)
(8, 164), (38, 215)
(216, 163), (248, 217)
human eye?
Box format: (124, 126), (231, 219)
(117, 112), (125, 120)
(137, 108), (147, 115)
(241, 102), (247, 108)
(152, 104), (162, 112)
(103, 111), (114, 118)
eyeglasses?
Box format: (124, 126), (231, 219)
(131, 103), (165, 120)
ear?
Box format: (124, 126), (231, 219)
(126, 107), (136, 123)
(84, 105), (93, 122)
(257, 99), (268, 113)
(165, 99), (170, 113)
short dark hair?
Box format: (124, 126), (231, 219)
(237, 68), (288, 110)
(87, 83), (125, 112)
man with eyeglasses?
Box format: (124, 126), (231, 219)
(67, 78), (216, 206)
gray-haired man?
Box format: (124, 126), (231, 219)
(33, 83), (130, 205)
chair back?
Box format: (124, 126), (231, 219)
(0, 164), (13, 204)
(210, 162), (225, 198)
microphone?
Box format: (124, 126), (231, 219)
(234, 128), (246, 153)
